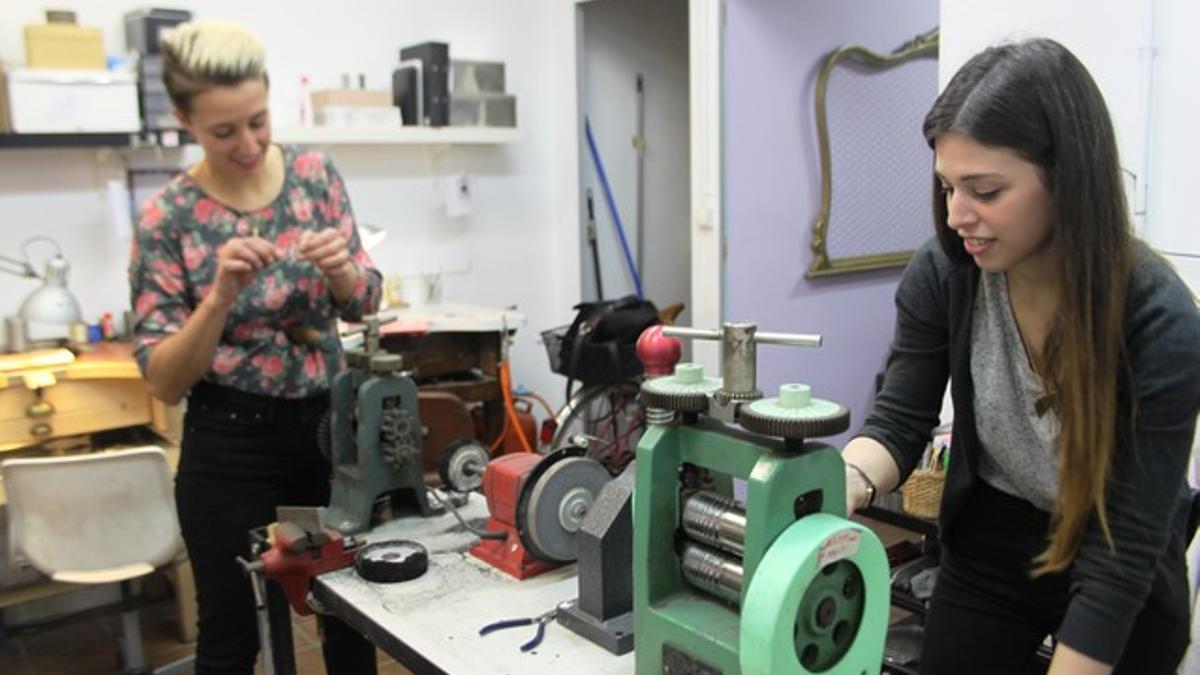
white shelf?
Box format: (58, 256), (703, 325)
(273, 125), (518, 145)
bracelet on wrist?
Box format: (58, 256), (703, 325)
(846, 461), (877, 509)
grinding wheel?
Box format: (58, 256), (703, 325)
(521, 456), (610, 563)
(438, 438), (490, 492)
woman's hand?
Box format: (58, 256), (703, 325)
(208, 237), (280, 310)
(299, 229), (357, 282)
(845, 464), (873, 516)
(299, 228), (360, 303)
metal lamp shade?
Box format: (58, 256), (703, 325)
(19, 256), (82, 326)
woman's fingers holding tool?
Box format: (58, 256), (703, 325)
(209, 237), (280, 309)
(299, 229), (354, 278)
(220, 237), (279, 270)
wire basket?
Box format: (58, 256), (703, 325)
(540, 325), (569, 375)
(901, 468), (945, 519)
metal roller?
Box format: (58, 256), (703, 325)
(681, 491), (747, 557)
(680, 543), (744, 606)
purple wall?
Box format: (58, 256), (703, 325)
(723, 0), (940, 444)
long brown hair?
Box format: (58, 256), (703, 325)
(923, 39), (1131, 573)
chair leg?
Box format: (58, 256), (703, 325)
(119, 580), (152, 675)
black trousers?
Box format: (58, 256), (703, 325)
(919, 481), (1189, 675)
(176, 382), (377, 675)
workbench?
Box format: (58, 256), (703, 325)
(311, 494), (634, 674)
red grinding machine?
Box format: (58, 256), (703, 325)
(467, 446), (609, 579)
(459, 325), (683, 580)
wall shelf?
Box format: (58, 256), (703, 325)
(0, 129), (191, 150)
(0, 126), (515, 150)
(272, 126), (519, 145)
(0, 132), (134, 148)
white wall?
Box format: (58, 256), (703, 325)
(1145, 0), (1200, 294)
(939, 0), (1199, 295)
(939, 0), (1154, 231)
(577, 0), (691, 321)
(0, 0), (581, 407)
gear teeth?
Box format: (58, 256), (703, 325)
(736, 404), (850, 441)
(640, 386), (711, 413)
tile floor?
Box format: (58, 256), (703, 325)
(0, 593), (412, 675)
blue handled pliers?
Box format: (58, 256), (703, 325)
(479, 605), (562, 652)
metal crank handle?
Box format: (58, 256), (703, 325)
(662, 325), (822, 348)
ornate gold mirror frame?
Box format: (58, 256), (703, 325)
(807, 28), (939, 278)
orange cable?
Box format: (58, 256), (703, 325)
(500, 360), (535, 453)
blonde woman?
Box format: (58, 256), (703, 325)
(843, 39), (1200, 674)
(128, 21), (380, 674)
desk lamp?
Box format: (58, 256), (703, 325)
(1, 237), (83, 340)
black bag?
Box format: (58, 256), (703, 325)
(555, 295), (659, 394)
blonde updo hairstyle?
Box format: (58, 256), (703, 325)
(160, 20), (268, 114)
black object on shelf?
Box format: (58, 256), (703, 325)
(124, 8), (192, 55)
(0, 133), (134, 148)
(0, 129), (192, 150)
(399, 41), (449, 126)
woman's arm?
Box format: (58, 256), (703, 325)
(140, 237), (279, 404)
(299, 152), (381, 318)
(844, 240), (954, 514)
(1047, 643), (1111, 675)
(843, 436), (901, 515)
(297, 227), (361, 304)
(143, 294), (231, 404)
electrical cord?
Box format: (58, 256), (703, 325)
(426, 488), (507, 540)
(515, 391), (556, 422)
(499, 360), (535, 453)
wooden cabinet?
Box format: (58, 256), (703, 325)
(0, 379), (152, 449)
(0, 342), (167, 453)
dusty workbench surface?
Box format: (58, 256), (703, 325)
(313, 494), (634, 675)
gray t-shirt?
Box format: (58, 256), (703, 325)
(971, 271), (1060, 511)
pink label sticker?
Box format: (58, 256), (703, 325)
(818, 529), (862, 568)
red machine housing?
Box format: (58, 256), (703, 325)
(469, 453), (558, 579)
(260, 522), (363, 615)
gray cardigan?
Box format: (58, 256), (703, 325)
(857, 237), (1200, 664)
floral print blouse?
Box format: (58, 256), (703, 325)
(129, 145), (382, 398)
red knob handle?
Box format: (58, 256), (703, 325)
(637, 325), (682, 377)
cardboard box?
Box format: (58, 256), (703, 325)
(311, 89), (392, 108)
(24, 24), (105, 70)
(2, 68), (139, 133)
(315, 106), (401, 128)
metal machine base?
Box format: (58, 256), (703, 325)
(557, 599), (634, 655)
(558, 461), (636, 655)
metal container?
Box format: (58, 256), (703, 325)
(449, 94), (516, 127)
(5, 315), (27, 353)
(450, 60), (505, 95)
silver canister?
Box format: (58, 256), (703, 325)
(5, 316), (28, 353)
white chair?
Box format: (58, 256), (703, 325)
(2, 446), (193, 675)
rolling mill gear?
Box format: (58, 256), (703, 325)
(322, 316), (436, 534)
(633, 323), (890, 675)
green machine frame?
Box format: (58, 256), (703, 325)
(633, 323), (890, 674)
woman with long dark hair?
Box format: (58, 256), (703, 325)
(842, 38), (1199, 674)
